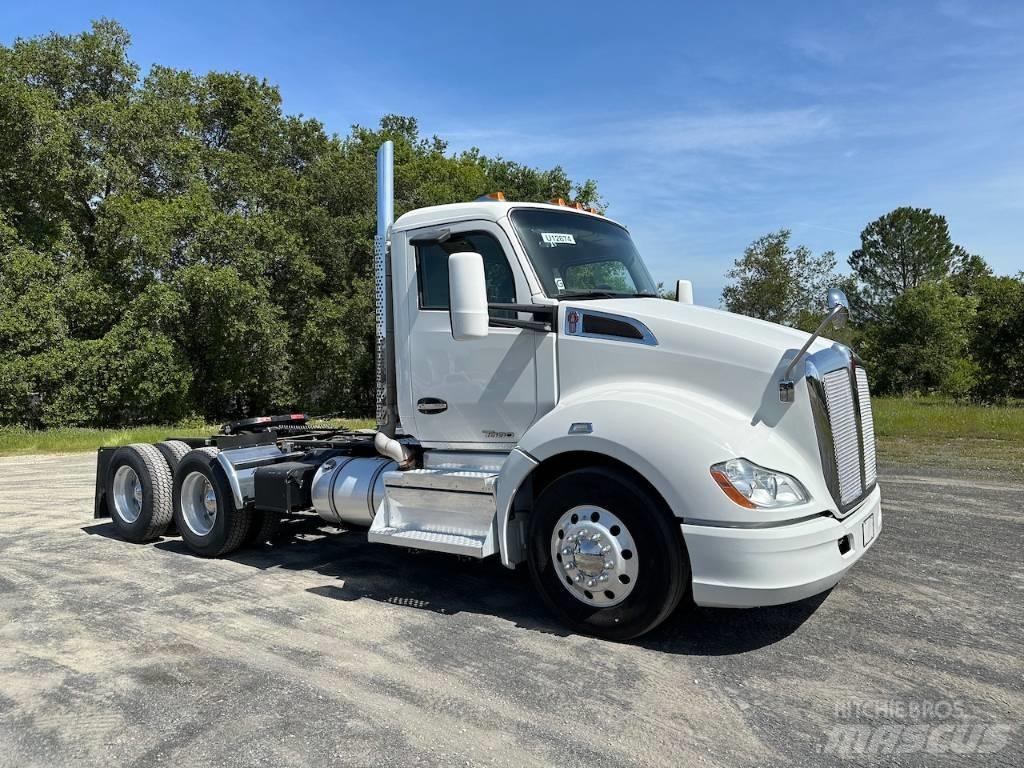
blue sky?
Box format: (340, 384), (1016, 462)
(3, 1), (1021, 303)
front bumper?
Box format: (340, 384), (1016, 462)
(682, 484), (882, 608)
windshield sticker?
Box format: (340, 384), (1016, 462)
(541, 232), (576, 245)
(554, 277), (565, 290)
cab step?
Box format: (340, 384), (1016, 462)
(367, 468), (498, 557)
(366, 527), (487, 557)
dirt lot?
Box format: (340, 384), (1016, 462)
(0, 452), (1020, 767)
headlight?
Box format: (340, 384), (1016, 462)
(710, 458), (809, 509)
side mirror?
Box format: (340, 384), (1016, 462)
(675, 279), (694, 305)
(827, 287), (850, 329)
(448, 251), (489, 340)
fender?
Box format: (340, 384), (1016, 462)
(495, 384), (832, 568)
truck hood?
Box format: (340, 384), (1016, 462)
(556, 297), (837, 428)
(575, 297), (819, 352)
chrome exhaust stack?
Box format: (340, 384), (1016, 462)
(375, 140), (397, 437)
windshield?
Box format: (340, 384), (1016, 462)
(509, 209), (659, 299)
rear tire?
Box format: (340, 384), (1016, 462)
(105, 444), (174, 542)
(154, 440), (193, 536)
(154, 440), (193, 474)
(172, 447), (251, 557)
(526, 467), (689, 641)
(245, 510), (281, 546)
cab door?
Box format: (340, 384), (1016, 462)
(403, 221), (537, 447)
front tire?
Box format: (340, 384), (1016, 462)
(172, 448), (251, 557)
(526, 467), (689, 640)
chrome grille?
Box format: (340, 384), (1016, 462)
(806, 347), (878, 515)
(856, 367), (877, 486)
(823, 369), (864, 505)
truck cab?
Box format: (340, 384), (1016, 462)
(97, 141), (881, 640)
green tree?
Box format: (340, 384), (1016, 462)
(950, 251), (992, 297)
(969, 274), (1024, 400)
(0, 20), (601, 426)
(859, 281), (977, 396)
(849, 207), (968, 320)
(722, 230), (841, 330)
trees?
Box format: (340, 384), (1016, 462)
(848, 207), (969, 321)
(0, 20), (600, 426)
(860, 282), (977, 397)
(723, 212), (1021, 402)
(969, 275), (1024, 400)
(721, 230), (841, 331)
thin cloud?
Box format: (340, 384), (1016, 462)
(440, 107), (835, 161)
(937, 0), (1019, 29)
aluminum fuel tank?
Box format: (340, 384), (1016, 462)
(310, 456), (395, 527)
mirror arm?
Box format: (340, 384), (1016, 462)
(779, 304), (845, 402)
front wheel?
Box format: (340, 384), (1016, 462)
(526, 467), (690, 640)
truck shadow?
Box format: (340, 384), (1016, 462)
(90, 517), (828, 655)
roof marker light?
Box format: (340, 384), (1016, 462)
(548, 198), (567, 206)
(476, 191), (506, 202)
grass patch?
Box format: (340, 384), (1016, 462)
(1, 400), (1019, 481)
(873, 397), (1024, 481)
(0, 418), (375, 457)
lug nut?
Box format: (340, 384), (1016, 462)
(601, 545), (611, 553)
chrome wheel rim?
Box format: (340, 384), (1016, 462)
(112, 465), (143, 524)
(181, 471), (217, 536)
(551, 505), (638, 607)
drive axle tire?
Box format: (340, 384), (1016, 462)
(105, 444), (175, 542)
(154, 440), (193, 474)
(526, 467), (690, 641)
(154, 441), (193, 535)
(245, 510), (281, 545)
(172, 447), (251, 557)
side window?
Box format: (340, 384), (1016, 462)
(416, 232), (517, 311)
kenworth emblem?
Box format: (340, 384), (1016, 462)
(567, 310), (580, 334)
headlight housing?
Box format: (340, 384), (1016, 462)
(710, 458), (809, 509)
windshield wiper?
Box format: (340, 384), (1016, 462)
(557, 290), (659, 300)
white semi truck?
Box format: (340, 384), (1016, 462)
(94, 141), (882, 639)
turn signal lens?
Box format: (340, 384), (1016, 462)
(710, 458), (809, 509)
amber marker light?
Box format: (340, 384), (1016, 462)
(710, 468), (757, 509)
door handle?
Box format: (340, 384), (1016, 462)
(417, 398), (448, 414)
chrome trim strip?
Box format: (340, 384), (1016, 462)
(682, 512), (828, 529)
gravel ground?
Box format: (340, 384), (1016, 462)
(0, 452), (1020, 767)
